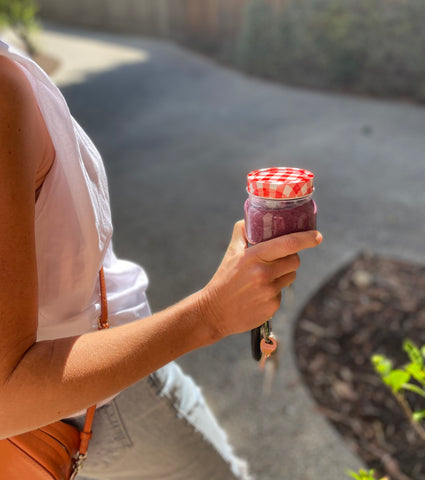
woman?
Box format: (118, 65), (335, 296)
(0, 39), (322, 479)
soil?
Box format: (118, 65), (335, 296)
(294, 252), (425, 480)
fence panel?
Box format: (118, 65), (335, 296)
(35, 0), (249, 41)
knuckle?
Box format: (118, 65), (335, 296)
(252, 265), (269, 286)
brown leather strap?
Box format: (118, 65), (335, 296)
(98, 267), (109, 329)
(79, 267), (109, 456)
(78, 405), (96, 456)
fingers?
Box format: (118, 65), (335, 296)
(274, 271), (297, 291)
(252, 230), (322, 263)
(269, 253), (300, 280)
(248, 230), (322, 296)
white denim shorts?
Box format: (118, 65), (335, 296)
(67, 361), (254, 480)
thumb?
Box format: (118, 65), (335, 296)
(229, 220), (248, 252)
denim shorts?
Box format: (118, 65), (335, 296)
(67, 361), (254, 480)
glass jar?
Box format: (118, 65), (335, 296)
(244, 167), (317, 245)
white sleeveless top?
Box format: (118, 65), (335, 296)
(0, 40), (151, 341)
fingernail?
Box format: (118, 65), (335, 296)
(315, 231), (323, 243)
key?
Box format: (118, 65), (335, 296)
(259, 335), (278, 370)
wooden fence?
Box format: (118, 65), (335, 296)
(35, 0), (251, 44)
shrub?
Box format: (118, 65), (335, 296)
(235, 0), (425, 102)
(235, 0), (282, 79)
(0, 0), (39, 54)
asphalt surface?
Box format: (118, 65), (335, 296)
(10, 23), (425, 480)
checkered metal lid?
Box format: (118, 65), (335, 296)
(247, 167), (314, 199)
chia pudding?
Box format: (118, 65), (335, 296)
(244, 167), (317, 244)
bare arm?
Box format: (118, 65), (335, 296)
(0, 56), (322, 438)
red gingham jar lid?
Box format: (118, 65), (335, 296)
(247, 167), (314, 199)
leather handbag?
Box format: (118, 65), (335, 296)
(0, 268), (109, 479)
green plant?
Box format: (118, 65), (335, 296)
(348, 469), (387, 480)
(0, 0), (39, 55)
(348, 340), (425, 480)
(372, 340), (425, 442)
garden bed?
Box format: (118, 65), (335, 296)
(294, 252), (425, 480)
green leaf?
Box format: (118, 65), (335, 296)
(371, 354), (393, 377)
(406, 362), (425, 385)
(383, 369), (410, 392)
(412, 410), (425, 422)
(347, 469), (377, 480)
(347, 472), (361, 480)
(403, 339), (423, 367)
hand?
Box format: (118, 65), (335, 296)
(200, 220), (322, 339)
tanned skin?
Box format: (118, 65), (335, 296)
(0, 55), (322, 438)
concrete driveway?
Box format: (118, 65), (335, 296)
(33, 23), (425, 480)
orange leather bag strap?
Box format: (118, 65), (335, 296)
(78, 267), (109, 457)
(97, 267), (109, 330)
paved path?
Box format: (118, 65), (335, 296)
(14, 22), (425, 479)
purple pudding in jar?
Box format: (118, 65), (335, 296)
(244, 167), (317, 245)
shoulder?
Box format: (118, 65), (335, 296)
(0, 55), (33, 104)
(0, 56), (48, 154)
(0, 55), (37, 122)
(0, 54), (49, 191)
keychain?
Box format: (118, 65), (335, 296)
(251, 320), (278, 369)
(251, 320), (279, 396)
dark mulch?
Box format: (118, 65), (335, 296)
(294, 252), (425, 480)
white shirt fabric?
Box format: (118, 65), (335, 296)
(0, 40), (151, 341)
